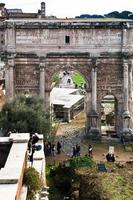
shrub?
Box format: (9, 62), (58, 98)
(70, 156), (95, 169)
(54, 166), (75, 195)
(23, 167), (43, 200)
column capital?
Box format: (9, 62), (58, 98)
(7, 55), (15, 67)
(91, 58), (97, 71)
(123, 59), (128, 66)
(130, 59), (133, 66)
(39, 62), (46, 70)
(8, 59), (14, 67)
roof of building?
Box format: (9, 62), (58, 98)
(5, 18), (133, 29)
(0, 133), (29, 200)
(6, 9), (23, 14)
(51, 87), (84, 109)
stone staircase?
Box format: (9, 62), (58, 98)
(39, 186), (49, 200)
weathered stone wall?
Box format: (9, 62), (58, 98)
(14, 28), (126, 54)
(97, 58), (123, 132)
(14, 56), (40, 94)
(1, 19), (133, 136)
(15, 64), (40, 94)
(45, 53), (91, 89)
(4, 20), (133, 56)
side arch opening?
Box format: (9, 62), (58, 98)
(101, 95), (118, 137)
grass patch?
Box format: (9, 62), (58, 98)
(125, 145), (133, 152)
(102, 173), (133, 200)
(72, 72), (86, 87)
(79, 163), (133, 200)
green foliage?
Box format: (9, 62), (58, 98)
(51, 165), (75, 195)
(72, 72), (86, 87)
(76, 10), (133, 20)
(46, 164), (78, 198)
(79, 163), (133, 200)
(23, 167), (43, 200)
(46, 164), (56, 176)
(70, 156), (95, 169)
(124, 145), (133, 152)
(0, 95), (52, 138)
(46, 157), (95, 199)
(52, 74), (60, 87)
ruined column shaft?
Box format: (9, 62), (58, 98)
(129, 60), (133, 101)
(39, 63), (45, 99)
(5, 64), (10, 98)
(123, 60), (129, 112)
(5, 58), (14, 99)
(9, 65), (14, 98)
(91, 66), (97, 112)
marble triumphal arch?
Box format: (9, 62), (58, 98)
(1, 17), (133, 139)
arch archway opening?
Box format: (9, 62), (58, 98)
(50, 69), (88, 127)
(101, 95), (118, 137)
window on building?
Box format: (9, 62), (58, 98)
(65, 36), (70, 44)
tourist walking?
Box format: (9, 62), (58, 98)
(76, 144), (80, 156)
(88, 144), (93, 158)
(51, 143), (56, 156)
(57, 141), (62, 154)
(47, 141), (52, 156)
(72, 146), (76, 157)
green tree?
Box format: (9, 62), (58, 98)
(52, 73), (60, 87)
(0, 95), (52, 138)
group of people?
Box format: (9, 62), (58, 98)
(28, 133), (40, 165)
(72, 144), (93, 158)
(44, 141), (62, 156)
(72, 144), (81, 157)
(63, 70), (69, 76)
(28, 134), (116, 164)
(106, 153), (115, 162)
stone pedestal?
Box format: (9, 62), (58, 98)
(87, 112), (101, 140)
